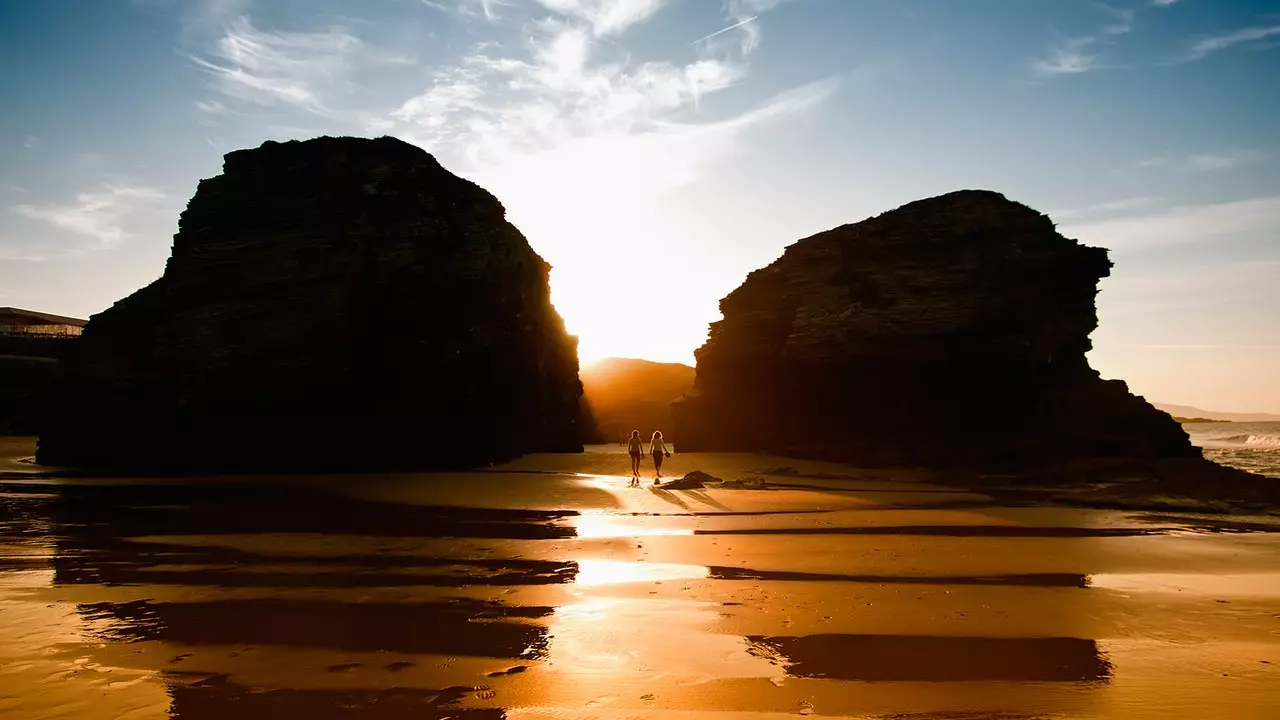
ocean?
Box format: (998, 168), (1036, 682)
(1183, 421), (1280, 478)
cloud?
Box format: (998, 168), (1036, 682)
(1135, 150), (1264, 172)
(386, 1), (815, 171)
(22, 135), (38, 149)
(1062, 194), (1280, 252)
(1099, 5), (1136, 36)
(1030, 0), (1180, 78)
(533, 0), (664, 36)
(1186, 25), (1280, 61)
(1031, 37), (1101, 76)
(9, 185), (168, 258)
(193, 16), (410, 119)
(1050, 196), (1166, 221)
(423, 0), (513, 22)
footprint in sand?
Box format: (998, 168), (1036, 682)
(325, 663), (362, 673)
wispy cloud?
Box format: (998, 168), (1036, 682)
(387, 0), (827, 175)
(193, 16), (411, 120)
(193, 17), (361, 114)
(1063, 194), (1280, 251)
(1186, 25), (1280, 61)
(533, 0), (664, 36)
(423, 0), (513, 22)
(1135, 150), (1265, 172)
(1050, 195), (1166, 221)
(1031, 37), (1101, 76)
(22, 135), (38, 149)
(1030, 0), (1178, 77)
(8, 184), (168, 259)
(1100, 5), (1137, 36)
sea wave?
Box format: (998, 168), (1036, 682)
(1245, 434), (1280, 448)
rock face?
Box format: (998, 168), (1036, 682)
(38, 136), (583, 471)
(673, 190), (1197, 467)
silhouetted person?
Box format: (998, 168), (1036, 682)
(650, 430), (670, 483)
(627, 430), (644, 485)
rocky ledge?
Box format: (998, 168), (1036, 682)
(38, 136), (583, 472)
(673, 190), (1199, 468)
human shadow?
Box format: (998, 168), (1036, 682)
(648, 487), (691, 510)
(682, 489), (732, 512)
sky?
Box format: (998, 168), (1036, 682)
(0, 0), (1277, 413)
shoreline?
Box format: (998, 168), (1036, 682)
(2, 435), (1275, 516)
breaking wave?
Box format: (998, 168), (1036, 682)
(1183, 421), (1280, 478)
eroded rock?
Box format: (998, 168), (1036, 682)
(38, 136), (583, 471)
(673, 190), (1197, 468)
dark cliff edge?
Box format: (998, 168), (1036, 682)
(37, 136), (583, 472)
(672, 190), (1272, 506)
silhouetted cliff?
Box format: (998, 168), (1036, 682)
(38, 136), (583, 471)
(581, 358), (694, 443)
(673, 190), (1196, 467)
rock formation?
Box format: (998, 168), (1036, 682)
(38, 136), (583, 471)
(673, 190), (1197, 467)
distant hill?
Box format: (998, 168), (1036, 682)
(580, 358), (695, 443)
(1154, 403), (1280, 423)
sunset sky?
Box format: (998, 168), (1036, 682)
(1, 0), (1277, 412)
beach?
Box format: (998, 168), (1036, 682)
(1, 439), (1278, 719)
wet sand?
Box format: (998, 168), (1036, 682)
(2, 441), (1279, 719)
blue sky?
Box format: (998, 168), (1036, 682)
(1, 0), (1278, 412)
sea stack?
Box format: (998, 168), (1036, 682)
(37, 136), (584, 471)
(673, 190), (1196, 466)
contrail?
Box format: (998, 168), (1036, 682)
(692, 15), (759, 45)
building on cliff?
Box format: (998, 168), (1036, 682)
(672, 189), (1198, 468)
(0, 308), (86, 337)
(36, 136), (584, 472)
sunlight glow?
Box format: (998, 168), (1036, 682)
(572, 510), (694, 538)
(573, 559), (708, 586)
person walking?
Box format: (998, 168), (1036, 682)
(626, 430), (644, 486)
(650, 430), (671, 484)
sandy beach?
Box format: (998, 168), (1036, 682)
(1, 439), (1278, 719)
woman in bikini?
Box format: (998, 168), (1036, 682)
(626, 430), (644, 486)
(650, 430), (670, 484)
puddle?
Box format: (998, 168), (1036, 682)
(78, 598), (553, 658)
(573, 559), (709, 586)
(698, 525), (1161, 537)
(746, 634), (1112, 682)
(1089, 573), (1280, 597)
(570, 510), (694, 538)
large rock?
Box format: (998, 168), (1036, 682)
(673, 190), (1197, 467)
(37, 136), (583, 471)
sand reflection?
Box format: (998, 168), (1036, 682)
(545, 597), (776, 679)
(571, 510), (693, 538)
(573, 559), (707, 586)
(1090, 572), (1280, 596)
